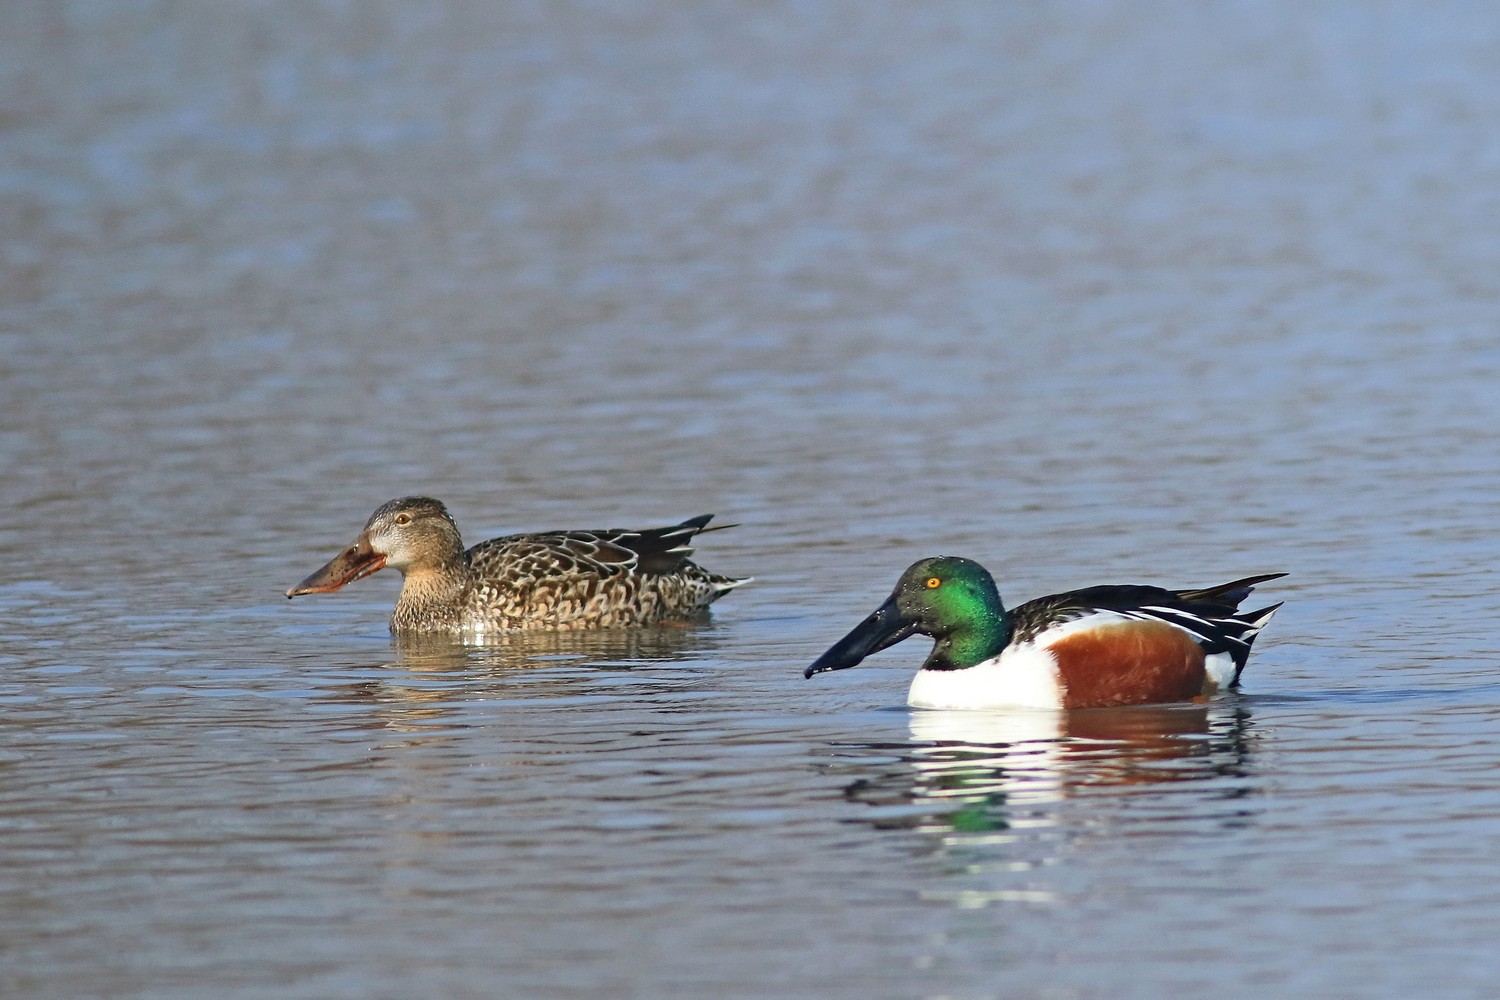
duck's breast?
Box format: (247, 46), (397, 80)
(907, 643), (1064, 710)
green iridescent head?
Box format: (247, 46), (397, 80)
(805, 556), (1012, 678)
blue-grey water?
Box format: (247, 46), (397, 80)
(6, 3), (1500, 998)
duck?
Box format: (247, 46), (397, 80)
(805, 556), (1283, 709)
(286, 497), (749, 634)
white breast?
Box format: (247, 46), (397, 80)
(906, 641), (1063, 710)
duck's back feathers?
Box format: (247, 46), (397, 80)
(468, 515), (743, 584)
(1013, 572), (1285, 688)
(462, 515), (749, 631)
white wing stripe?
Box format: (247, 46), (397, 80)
(1116, 606), (1256, 647)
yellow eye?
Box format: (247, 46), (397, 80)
(925, 576), (941, 589)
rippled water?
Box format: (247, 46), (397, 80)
(7, 3), (1500, 998)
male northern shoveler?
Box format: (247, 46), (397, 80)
(804, 556), (1283, 709)
(286, 497), (749, 634)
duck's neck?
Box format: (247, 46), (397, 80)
(921, 609), (1012, 671)
(391, 559), (472, 633)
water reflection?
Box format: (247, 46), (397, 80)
(318, 624), (728, 735)
(835, 703), (1258, 838)
(392, 623), (725, 672)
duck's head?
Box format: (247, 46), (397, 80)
(285, 497), (465, 598)
(804, 556), (1008, 677)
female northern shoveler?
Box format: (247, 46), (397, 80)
(804, 557), (1283, 709)
(286, 497), (749, 634)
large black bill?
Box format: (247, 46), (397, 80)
(804, 595), (917, 678)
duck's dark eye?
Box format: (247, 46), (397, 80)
(394, 513), (412, 526)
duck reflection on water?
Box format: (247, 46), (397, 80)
(312, 623), (730, 736)
(835, 702), (1258, 836)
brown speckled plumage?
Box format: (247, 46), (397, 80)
(287, 497), (749, 635)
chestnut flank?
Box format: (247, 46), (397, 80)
(1047, 620), (1210, 708)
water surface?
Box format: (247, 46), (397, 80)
(6, 3), (1500, 998)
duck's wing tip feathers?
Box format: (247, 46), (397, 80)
(1176, 572), (1288, 606)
